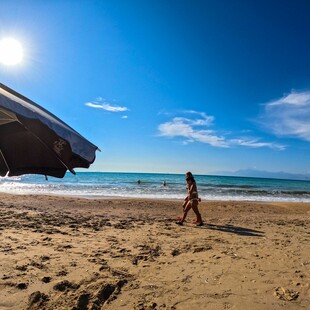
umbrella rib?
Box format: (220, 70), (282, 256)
(17, 120), (76, 175)
(0, 149), (10, 174)
(32, 133), (76, 174)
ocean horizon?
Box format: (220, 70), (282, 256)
(0, 171), (310, 203)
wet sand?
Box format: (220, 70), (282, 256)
(0, 193), (309, 309)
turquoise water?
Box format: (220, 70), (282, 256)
(0, 172), (310, 202)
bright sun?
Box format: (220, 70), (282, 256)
(0, 38), (23, 66)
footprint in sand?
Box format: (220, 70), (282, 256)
(28, 291), (49, 309)
(53, 280), (79, 292)
(41, 276), (52, 283)
(16, 282), (28, 290)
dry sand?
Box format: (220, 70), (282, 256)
(0, 193), (309, 310)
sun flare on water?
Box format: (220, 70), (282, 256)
(0, 38), (24, 66)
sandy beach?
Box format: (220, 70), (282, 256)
(0, 193), (309, 309)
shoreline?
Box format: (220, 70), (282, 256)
(1, 190), (310, 203)
(1, 172), (310, 203)
(0, 193), (309, 309)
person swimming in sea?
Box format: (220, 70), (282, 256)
(176, 172), (203, 226)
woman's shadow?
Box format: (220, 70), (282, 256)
(199, 223), (265, 237)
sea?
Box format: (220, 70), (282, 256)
(0, 172), (310, 202)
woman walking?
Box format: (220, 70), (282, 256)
(176, 172), (203, 226)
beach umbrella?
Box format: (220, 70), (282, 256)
(0, 83), (99, 178)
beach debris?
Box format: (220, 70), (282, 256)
(274, 287), (299, 301)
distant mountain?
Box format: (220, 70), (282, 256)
(213, 169), (310, 181)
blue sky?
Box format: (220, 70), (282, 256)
(1, 0), (310, 175)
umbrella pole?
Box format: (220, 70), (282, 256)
(0, 149), (10, 174)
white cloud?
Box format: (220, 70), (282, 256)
(259, 90), (310, 141)
(159, 120), (229, 147)
(121, 115), (128, 119)
(158, 112), (228, 148)
(85, 101), (128, 112)
(158, 110), (285, 150)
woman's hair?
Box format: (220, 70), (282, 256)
(186, 171), (195, 182)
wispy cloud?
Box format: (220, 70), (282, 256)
(229, 138), (286, 150)
(259, 90), (310, 141)
(158, 111), (285, 150)
(85, 99), (128, 113)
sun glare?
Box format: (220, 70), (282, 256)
(0, 38), (23, 66)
